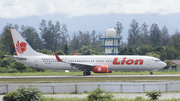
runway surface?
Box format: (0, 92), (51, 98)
(1, 74), (180, 79)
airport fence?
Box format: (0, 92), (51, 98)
(0, 82), (180, 94)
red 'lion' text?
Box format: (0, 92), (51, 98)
(113, 57), (143, 65)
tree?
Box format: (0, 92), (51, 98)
(164, 60), (171, 69)
(1, 58), (11, 68)
(61, 24), (69, 51)
(161, 26), (169, 46)
(150, 23), (161, 47)
(168, 29), (180, 50)
(63, 43), (69, 55)
(128, 19), (140, 47)
(118, 47), (136, 55)
(139, 22), (149, 45)
(137, 44), (153, 55)
(114, 22), (123, 36)
(53, 21), (61, 51)
(87, 87), (114, 101)
(0, 24), (16, 55)
(3, 87), (42, 101)
(127, 47), (136, 55)
(114, 22), (123, 52)
(10, 61), (26, 73)
(146, 52), (160, 59)
(76, 45), (100, 55)
(91, 30), (96, 46)
(38, 49), (53, 55)
(20, 25), (43, 50)
(159, 46), (180, 61)
(56, 50), (65, 55)
(70, 33), (80, 52)
(78, 31), (91, 47)
(118, 47), (127, 55)
(39, 20), (55, 51)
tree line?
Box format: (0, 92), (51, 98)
(127, 19), (180, 50)
(125, 19), (180, 61)
(0, 19), (180, 72)
(0, 20), (104, 55)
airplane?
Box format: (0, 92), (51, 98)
(8, 29), (167, 75)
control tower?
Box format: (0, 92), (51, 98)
(101, 28), (122, 55)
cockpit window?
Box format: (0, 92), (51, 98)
(154, 60), (160, 62)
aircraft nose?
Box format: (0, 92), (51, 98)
(161, 62), (167, 68)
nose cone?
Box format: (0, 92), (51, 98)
(161, 62), (167, 68)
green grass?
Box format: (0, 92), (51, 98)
(41, 97), (180, 101)
(0, 76), (180, 83)
(0, 70), (180, 76)
(0, 71), (180, 83)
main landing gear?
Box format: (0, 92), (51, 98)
(150, 71), (153, 75)
(83, 71), (91, 76)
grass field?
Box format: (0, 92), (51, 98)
(40, 97), (180, 101)
(0, 76), (180, 83)
(0, 70), (180, 76)
(0, 71), (180, 83)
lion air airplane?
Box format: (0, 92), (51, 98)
(8, 29), (167, 75)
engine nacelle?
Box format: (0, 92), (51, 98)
(93, 66), (112, 73)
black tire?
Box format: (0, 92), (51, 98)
(83, 72), (87, 76)
(150, 72), (153, 75)
(87, 71), (91, 75)
(83, 71), (91, 75)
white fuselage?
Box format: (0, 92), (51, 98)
(16, 55), (166, 71)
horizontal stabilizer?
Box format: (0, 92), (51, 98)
(5, 55), (26, 60)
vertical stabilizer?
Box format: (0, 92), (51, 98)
(10, 29), (45, 57)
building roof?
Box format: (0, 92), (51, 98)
(171, 60), (180, 65)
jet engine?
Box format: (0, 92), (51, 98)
(93, 66), (112, 73)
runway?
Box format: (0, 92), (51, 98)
(1, 74), (180, 79)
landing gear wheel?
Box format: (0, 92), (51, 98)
(83, 71), (87, 76)
(83, 71), (91, 76)
(87, 71), (91, 75)
(150, 72), (153, 75)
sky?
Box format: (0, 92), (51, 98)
(0, 0), (180, 42)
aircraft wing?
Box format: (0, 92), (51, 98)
(5, 55), (27, 60)
(69, 62), (97, 71)
(54, 52), (100, 71)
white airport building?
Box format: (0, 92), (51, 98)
(101, 28), (122, 55)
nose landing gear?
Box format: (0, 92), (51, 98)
(150, 72), (153, 75)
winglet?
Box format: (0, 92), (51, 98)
(74, 52), (77, 56)
(54, 52), (63, 62)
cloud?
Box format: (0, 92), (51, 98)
(0, 0), (180, 18)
